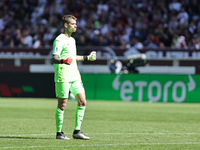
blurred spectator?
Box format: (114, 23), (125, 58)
(171, 33), (179, 48)
(177, 7), (189, 27)
(131, 38), (144, 49)
(190, 0), (200, 15)
(97, 0), (109, 15)
(33, 33), (42, 48)
(188, 37), (200, 49)
(188, 21), (197, 35)
(43, 29), (53, 46)
(21, 30), (33, 47)
(2, 34), (13, 47)
(119, 38), (131, 49)
(176, 35), (188, 49)
(168, 16), (179, 29)
(146, 34), (159, 48)
(169, 0), (182, 12)
(13, 29), (23, 47)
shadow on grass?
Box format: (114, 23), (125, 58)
(0, 136), (52, 139)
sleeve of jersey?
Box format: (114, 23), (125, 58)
(52, 39), (62, 56)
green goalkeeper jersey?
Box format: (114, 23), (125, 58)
(52, 34), (81, 82)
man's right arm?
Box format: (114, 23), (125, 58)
(52, 54), (73, 65)
(52, 54), (60, 64)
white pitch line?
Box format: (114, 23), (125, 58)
(0, 133), (55, 137)
(97, 133), (200, 135)
(1, 132), (200, 137)
(1, 142), (200, 149)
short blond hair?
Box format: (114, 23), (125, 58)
(62, 15), (77, 26)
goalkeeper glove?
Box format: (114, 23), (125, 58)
(59, 57), (73, 65)
(84, 51), (96, 61)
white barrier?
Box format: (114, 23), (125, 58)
(30, 64), (195, 74)
(137, 66), (195, 74)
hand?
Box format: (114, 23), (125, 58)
(87, 51), (96, 61)
(63, 57), (73, 65)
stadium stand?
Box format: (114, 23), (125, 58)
(0, 0), (199, 49)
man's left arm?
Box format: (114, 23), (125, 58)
(76, 51), (96, 61)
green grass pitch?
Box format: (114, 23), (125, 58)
(0, 98), (200, 150)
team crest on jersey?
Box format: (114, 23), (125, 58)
(61, 91), (65, 96)
(80, 82), (84, 88)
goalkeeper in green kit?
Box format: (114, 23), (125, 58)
(52, 15), (96, 140)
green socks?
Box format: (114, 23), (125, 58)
(74, 106), (85, 130)
(55, 107), (64, 133)
(55, 106), (86, 132)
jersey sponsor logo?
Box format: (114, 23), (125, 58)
(55, 47), (58, 52)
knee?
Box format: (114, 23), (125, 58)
(83, 100), (87, 106)
(57, 98), (68, 111)
(59, 103), (67, 111)
(78, 99), (87, 107)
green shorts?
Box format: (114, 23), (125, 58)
(55, 80), (85, 98)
